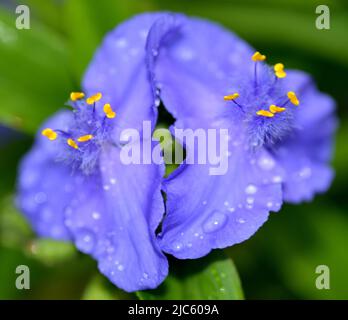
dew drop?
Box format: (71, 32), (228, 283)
(258, 156), (275, 170)
(246, 197), (254, 205)
(202, 200), (208, 206)
(203, 211), (228, 234)
(34, 192), (47, 204)
(238, 218), (246, 224)
(299, 167), (312, 179)
(92, 211), (101, 220)
(272, 175), (283, 183)
(76, 230), (95, 254)
(110, 178), (117, 185)
(245, 184), (258, 195)
(143, 272), (149, 279)
(173, 242), (183, 251)
(155, 98), (161, 107)
(118, 264), (125, 271)
(115, 37), (127, 48)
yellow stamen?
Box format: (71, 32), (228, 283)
(86, 93), (102, 105)
(41, 128), (58, 141)
(256, 110), (274, 118)
(70, 92), (85, 101)
(252, 51), (266, 62)
(103, 103), (116, 119)
(269, 104), (286, 113)
(67, 138), (78, 149)
(274, 63), (286, 78)
(77, 134), (94, 142)
(224, 93), (240, 101)
(287, 91), (300, 106)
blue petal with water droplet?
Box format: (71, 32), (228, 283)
(159, 122), (283, 259)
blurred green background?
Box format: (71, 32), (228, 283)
(0, 0), (347, 300)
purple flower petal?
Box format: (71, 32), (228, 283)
(64, 144), (168, 292)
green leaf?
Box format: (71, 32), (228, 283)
(0, 8), (72, 133)
(64, 0), (155, 80)
(82, 274), (135, 300)
(137, 251), (244, 300)
(26, 239), (77, 265)
(0, 195), (32, 248)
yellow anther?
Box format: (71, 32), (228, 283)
(70, 92), (85, 101)
(274, 63), (286, 78)
(269, 104), (286, 113)
(41, 128), (58, 141)
(67, 138), (78, 149)
(224, 93), (240, 101)
(86, 93), (102, 105)
(256, 110), (275, 118)
(77, 134), (94, 142)
(287, 91), (300, 106)
(252, 51), (266, 62)
(103, 103), (116, 119)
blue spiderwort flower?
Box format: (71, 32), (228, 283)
(16, 11), (337, 291)
(146, 16), (337, 259)
(17, 12), (251, 291)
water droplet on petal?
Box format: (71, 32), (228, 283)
(34, 192), (47, 204)
(143, 272), (149, 279)
(76, 230), (95, 254)
(92, 211), (101, 220)
(203, 211), (228, 233)
(246, 197), (254, 204)
(299, 167), (312, 179)
(173, 242), (183, 251)
(258, 156), (275, 170)
(238, 218), (246, 224)
(117, 264), (124, 271)
(272, 175), (282, 183)
(115, 37), (127, 48)
(155, 98), (161, 107)
(245, 184), (258, 195)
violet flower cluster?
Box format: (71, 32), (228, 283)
(17, 13), (337, 292)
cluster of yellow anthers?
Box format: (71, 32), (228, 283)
(224, 52), (300, 118)
(41, 92), (116, 149)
